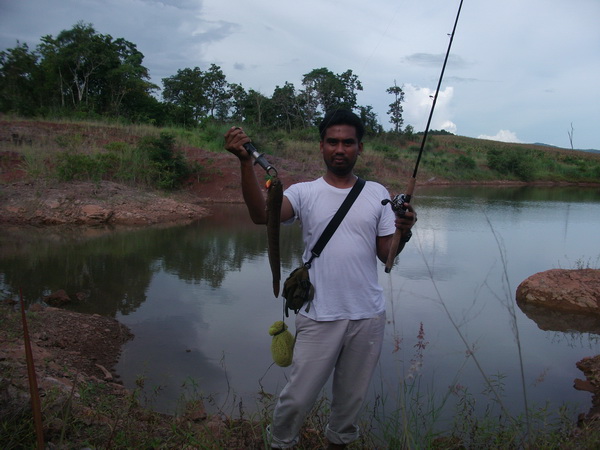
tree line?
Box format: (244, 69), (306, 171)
(0, 22), (409, 135)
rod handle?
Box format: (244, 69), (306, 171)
(383, 177), (416, 273)
(243, 143), (276, 175)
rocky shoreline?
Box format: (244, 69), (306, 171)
(516, 269), (600, 426)
(0, 179), (211, 226)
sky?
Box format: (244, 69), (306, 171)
(0, 0), (599, 150)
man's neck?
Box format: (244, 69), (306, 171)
(323, 172), (357, 189)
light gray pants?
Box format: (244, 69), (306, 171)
(268, 311), (386, 448)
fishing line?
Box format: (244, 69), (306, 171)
(356, 3), (404, 75)
(310, 1), (404, 132)
(383, 0), (464, 273)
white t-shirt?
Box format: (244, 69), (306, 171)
(284, 177), (396, 321)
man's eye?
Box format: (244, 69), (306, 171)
(326, 138), (356, 146)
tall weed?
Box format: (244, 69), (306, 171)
(53, 132), (196, 189)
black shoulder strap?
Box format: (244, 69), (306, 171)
(305, 177), (366, 266)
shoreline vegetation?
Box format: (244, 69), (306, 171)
(2, 116), (599, 190)
(2, 117), (600, 448)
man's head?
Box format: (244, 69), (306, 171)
(319, 109), (365, 143)
(319, 109), (364, 178)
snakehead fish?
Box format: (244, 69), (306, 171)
(266, 176), (282, 297)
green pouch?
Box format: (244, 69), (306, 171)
(282, 265), (314, 316)
(269, 321), (295, 367)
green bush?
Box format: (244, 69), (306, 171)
(56, 152), (102, 182)
(454, 154), (477, 170)
(138, 132), (191, 190)
(487, 148), (536, 181)
(53, 133), (196, 189)
(372, 143), (396, 154)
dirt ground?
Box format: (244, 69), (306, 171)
(0, 303), (132, 397)
(1, 119), (600, 445)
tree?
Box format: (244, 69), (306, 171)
(162, 67), (207, 123)
(102, 38), (157, 117)
(271, 82), (303, 132)
(227, 83), (248, 122)
(203, 64), (229, 120)
(243, 89), (271, 127)
(32, 22), (155, 117)
(358, 105), (383, 136)
(300, 67), (363, 124)
(386, 80), (405, 133)
(0, 42), (39, 115)
(162, 64), (230, 124)
(38, 23), (111, 109)
(337, 69), (363, 111)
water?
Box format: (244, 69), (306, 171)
(1, 185), (599, 426)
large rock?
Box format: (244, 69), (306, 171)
(516, 269), (600, 315)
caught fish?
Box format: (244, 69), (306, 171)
(241, 140), (282, 297)
(266, 176), (282, 297)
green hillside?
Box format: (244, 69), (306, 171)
(1, 117), (599, 193)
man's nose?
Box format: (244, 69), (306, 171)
(333, 142), (346, 152)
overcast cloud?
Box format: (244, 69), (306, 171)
(1, 0), (598, 150)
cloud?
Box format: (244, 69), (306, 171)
(402, 53), (468, 69)
(403, 84), (456, 133)
(478, 130), (522, 143)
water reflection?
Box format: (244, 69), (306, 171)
(518, 302), (600, 335)
(1, 186), (599, 421)
(0, 207), (302, 317)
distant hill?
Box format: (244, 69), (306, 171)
(533, 142), (600, 154)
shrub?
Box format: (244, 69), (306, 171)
(138, 133), (191, 190)
(56, 152), (102, 182)
(487, 148), (536, 181)
(454, 154), (477, 170)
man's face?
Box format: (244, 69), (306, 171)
(320, 125), (363, 177)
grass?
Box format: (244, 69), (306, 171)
(2, 116), (600, 193)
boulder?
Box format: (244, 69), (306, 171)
(79, 204), (114, 224)
(516, 269), (600, 315)
(43, 289), (72, 306)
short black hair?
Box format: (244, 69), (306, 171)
(318, 109), (365, 142)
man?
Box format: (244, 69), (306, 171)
(225, 109), (416, 448)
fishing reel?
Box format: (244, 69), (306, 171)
(381, 193), (409, 217)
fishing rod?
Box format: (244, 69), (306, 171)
(382, 0), (464, 273)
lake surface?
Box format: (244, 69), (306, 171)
(2, 185), (600, 428)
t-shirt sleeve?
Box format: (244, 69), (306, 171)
(378, 186), (397, 237)
(282, 184), (301, 225)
